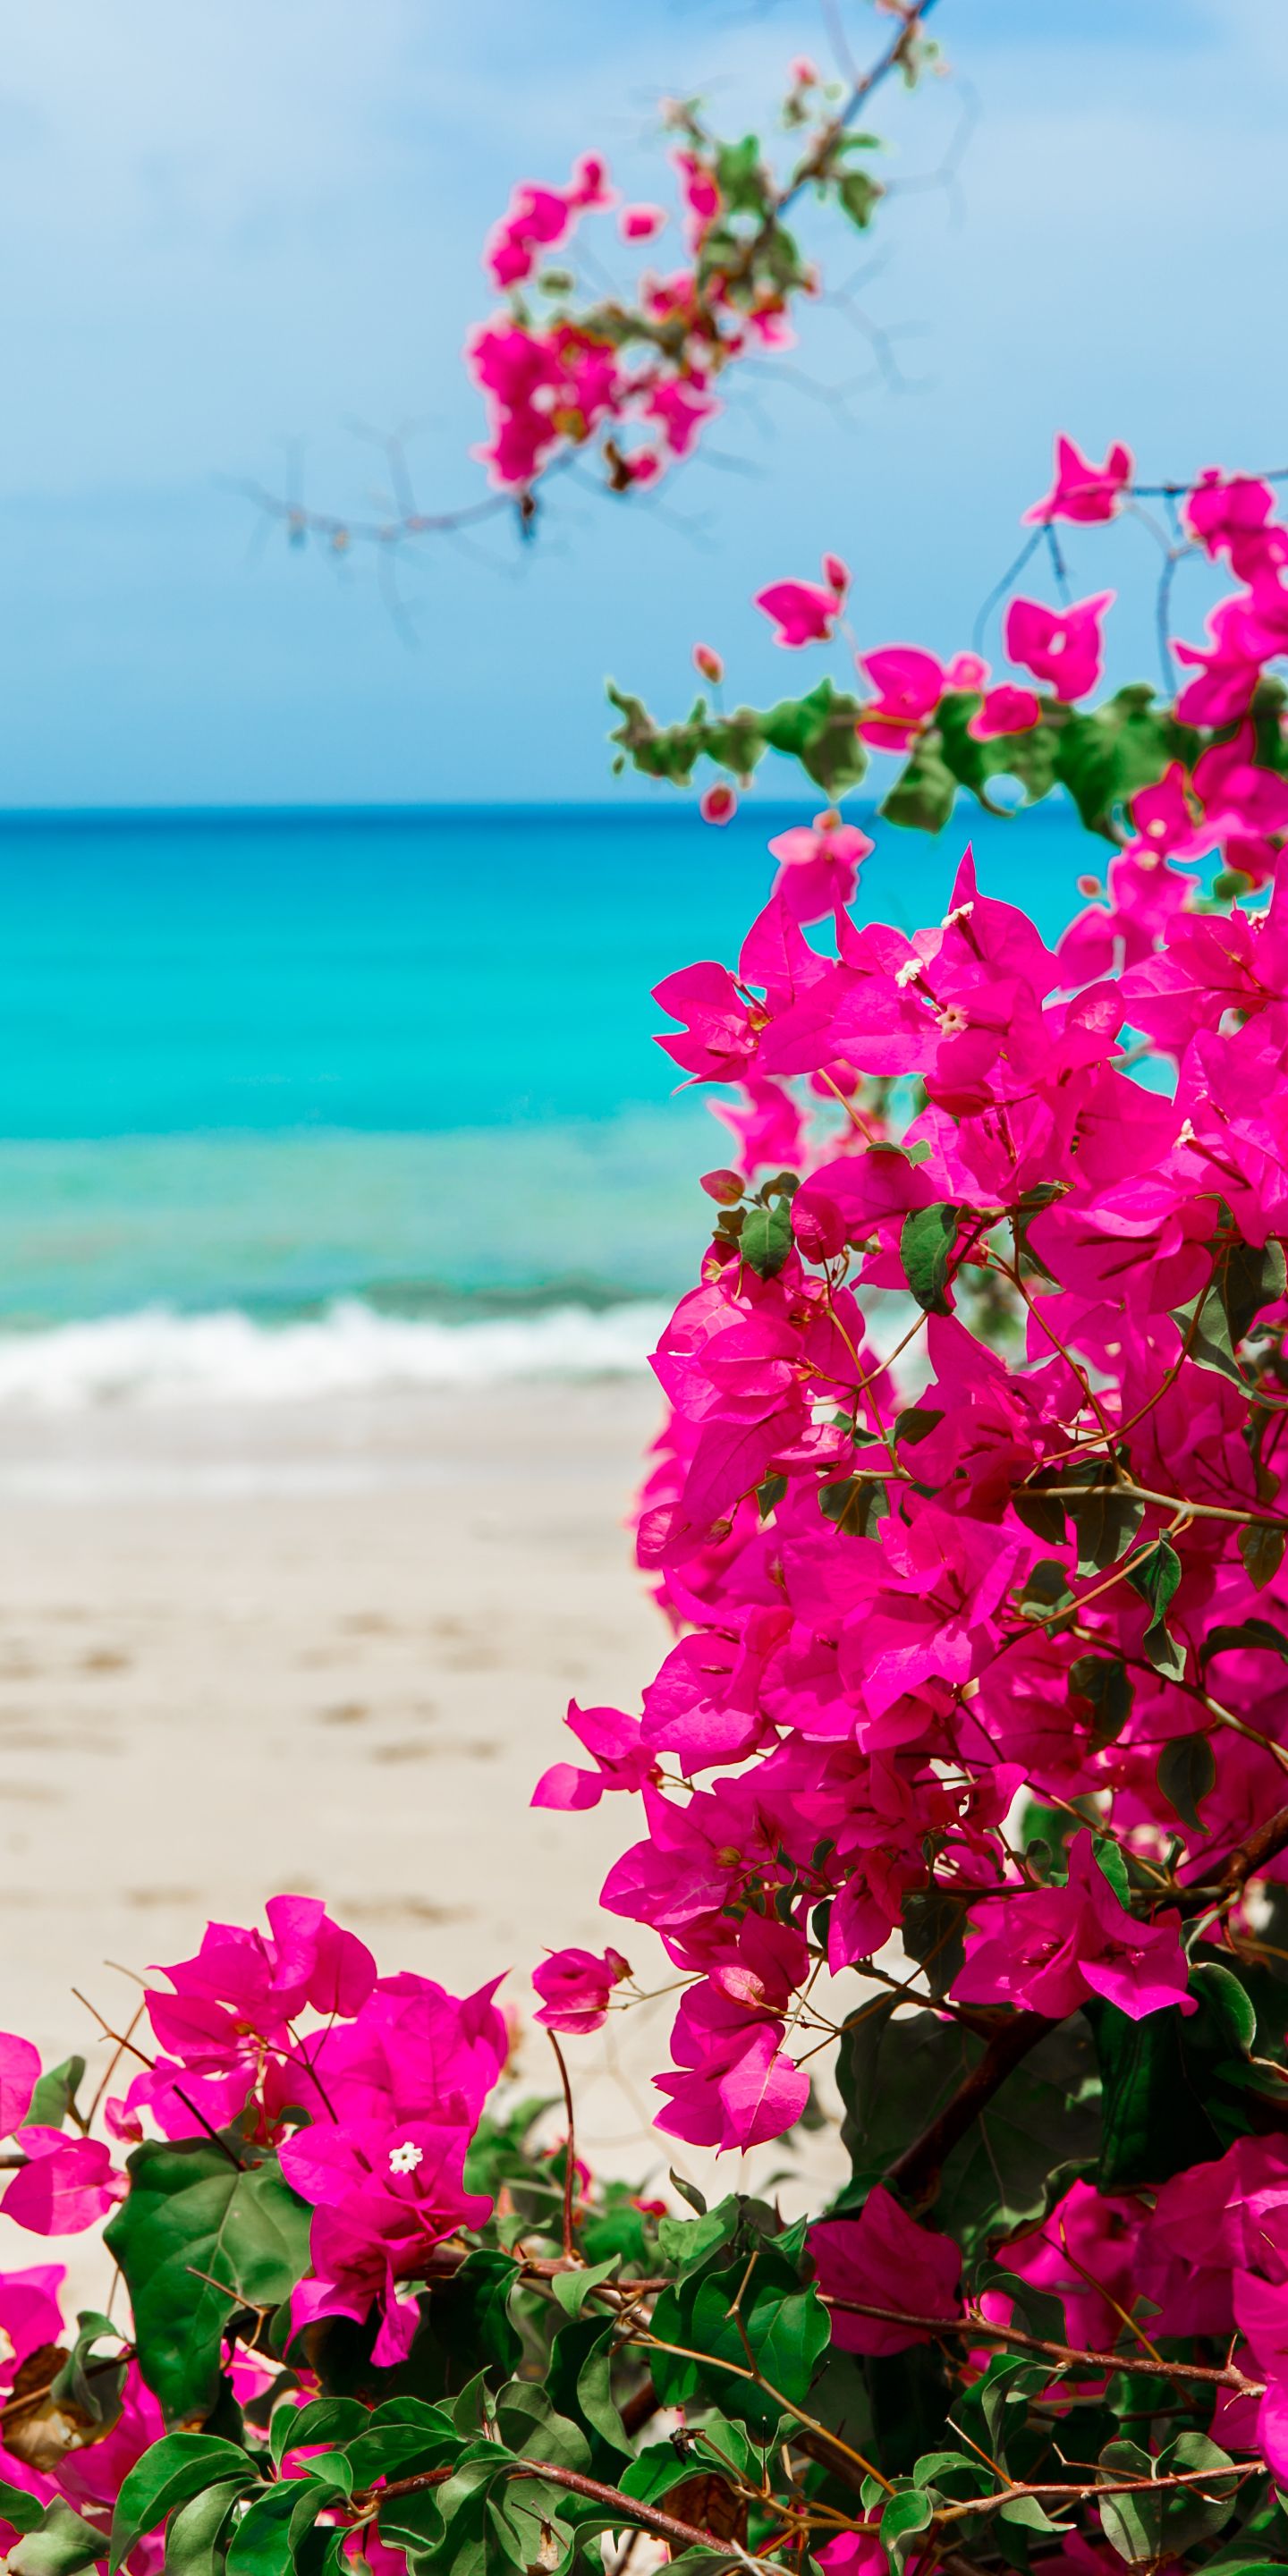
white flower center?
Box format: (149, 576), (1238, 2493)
(389, 2140), (423, 2175)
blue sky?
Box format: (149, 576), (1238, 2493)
(2, 0), (1286, 806)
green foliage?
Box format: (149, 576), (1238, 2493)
(105, 2133), (311, 2420)
(899, 1203), (960, 1313)
(606, 679), (866, 800)
(835, 1999), (1101, 2250)
(1089, 1961), (1268, 2190)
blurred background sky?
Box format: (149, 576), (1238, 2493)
(3, 0), (1286, 808)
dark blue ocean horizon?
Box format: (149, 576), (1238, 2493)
(0, 796), (1096, 1326)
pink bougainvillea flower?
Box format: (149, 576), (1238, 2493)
(1171, 594), (1270, 727)
(815, 2538), (886, 2576)
(532, 1945), (631, 2035)
(711, 1075), (807, 1178)
(672, 149), (721, 242)
(810, 2185), (962, 2354)
(692, 642), (724, 683)
(0, 2266), (65, 2377)
(968, 682), (1041, 741)
(1023, 434), (1133, 525)
(652, 958), (761, 1085)
(568, 154), (613, 210)
(953, 1831), (1195, 2021)
(767, 809), (873, 922)
(1004, 591), (1114, 702)
(857, 644), (945, 750)
(619, 203), (666, 242)
(700, 783), (738, 826)
(531, 1700), (658, 1811)
(1185, 470), (1288, 580)
(653, 1919), (809, 2151)
(648, 375), (718, 459)
(755, 559), (847, 648)
(0, 2035), (39, 2138)
(2, 2130), (125, 2235)
(283, 2117), (493, 2368)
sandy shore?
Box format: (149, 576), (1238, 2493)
(0, 1381), (850, 2292)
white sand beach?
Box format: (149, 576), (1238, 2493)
(0, 1380), (852, 2295)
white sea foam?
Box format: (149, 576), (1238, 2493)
(0, 1299), (670, 1411)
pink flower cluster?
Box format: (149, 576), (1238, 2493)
(813, 2138), (1288, 2486)
(465, 97), (821, 494)
(535, 831), (1288, 2157)
(114, 1897), (509, 2366)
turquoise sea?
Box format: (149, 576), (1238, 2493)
(0, 798), (1096, 1397)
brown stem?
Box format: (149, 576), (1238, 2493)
(618, 2378), (660, 2438)
(819, 2301), (1263, 2395)
(364, 2459), (747, 2555)
(547, 2031), (579, 2261)
(1177, 1798), (1288, 1916)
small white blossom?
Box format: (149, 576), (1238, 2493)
(942, 900), (975, 927)
(894, 956), (924, 989)
(389, 2140), (423, 2175)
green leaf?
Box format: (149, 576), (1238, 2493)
(549, 2255), (620, 2318)
(270, 2398), (367, 2470)
(343, 2398), (458, 2489)
(1125, 1537), (1185, 1677)
(164, 2484), (243, 2576)
(10, 2504), (109, 2576)
(899, 1204), (960, 1315)
(1097, 2436), (1160, 2565)
(687, 2263), (830, 2438)
(1201, 1615), (1288, 1666)
(881, 739), (957, 835)
(1069, 1654), (1134, 1744)
(656, 2205), (736, 2275)
(879, 2487), (936, 2573)
(574, 2323), (631, 2458)
(225, 2483), (343, 2576)
(24, 2057), (86, 2132)
(111, 2437), (259, 2573)
(105, 2136), (311, 2420)
(1222, 1234), (1287, 1344)
(1055, 687), (1195, 839)
(760, 680), (867, 797)
(51, 2313), (127, 2432)
(1171, 1282), (1246, 1385)
(1011, 1487), (1067, 1546)
(900, 1887), (966, 2001)
(1097, 2433), (1238, 2563)
(1090, 1962), (1262, 2190)
(1157, 1732), (1216, 1831)
(493, 2384), (591, 2474)
(0, 2485), (48, 2537)
(818, 1475), (888, 1538)
(1071, 1487), (1146, 1577)
(740, 1199), (792, 1279)
(1241, 1519), (1288, 1589)
(835, 2000), (1100, 2251)
(1153, 2430), (1239, 2554)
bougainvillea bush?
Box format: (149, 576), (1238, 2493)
(12, 469), (1288, 2574)
(18, 11), (1288, 2560)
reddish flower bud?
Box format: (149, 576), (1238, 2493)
(699, 782), (738, 825)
